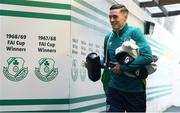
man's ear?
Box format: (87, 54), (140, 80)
(124, 13), (128, 20)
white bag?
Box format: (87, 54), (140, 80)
(115, 39), (158, 77)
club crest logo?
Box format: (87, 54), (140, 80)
(71, 59), (78, 82)
(80, 61), (86, 81)
(80, 68), (86, 81)
(3, 57), (28, 82)
(35, 58), (58, 82)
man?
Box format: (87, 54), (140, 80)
(104, 4), (153, 112)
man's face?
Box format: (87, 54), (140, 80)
(109, 9), (128, 31)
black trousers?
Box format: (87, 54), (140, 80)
(106, 87), (146, 112)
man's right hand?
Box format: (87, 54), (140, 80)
(112, 63), (121, 74)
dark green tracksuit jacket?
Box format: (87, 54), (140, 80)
(104, 23), (153, 92)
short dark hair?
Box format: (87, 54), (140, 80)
(110, 4), (128, 13)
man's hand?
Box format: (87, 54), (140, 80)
(112, 63), (121, 74)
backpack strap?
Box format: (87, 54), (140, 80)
(104, 32), (113, 65)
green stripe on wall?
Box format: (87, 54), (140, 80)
(152, 49), (164, 56)
(11, 102), (106, 112)
(147, 88), (172, 95)
(19, 110), (70, 112)
(0, 94), (105, 106)
(146, 85), (172, 101)
(71, 16), (109, 34)
(147, 85), (172, 90)
(0, 10), (71, 21)
(0, 0), (110, 34)
(0, 99), (69, 106)
(0, 0), (70, 10)
(147, 92), (172, 101)
(148, 38), (172, 51)
(71, 6), (109, 27)
(70, 94), (105, 103)
(74, 0), (108, 18)
(71, 102), (106, 112)
(0, 9), (108, 34)
(148, 41), (165, 52)
(0, 0), (110, 28)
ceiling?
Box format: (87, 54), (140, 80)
(136, 0), (180, 17)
